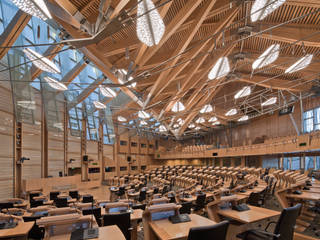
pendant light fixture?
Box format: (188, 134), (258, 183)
(93, 101), (106, 109)
(251, 0), (286, 22)
(285, 54), (313, 74)
(208, 57), (230, 80)
(44, 77), (67, 91)
(171, 101), (185, 112)
(13, 0), (52, 20)
(252, 44), (280, 70)
(99, 85), (117, 98)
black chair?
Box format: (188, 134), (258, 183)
(247, 192), (263, 207)
(49, 191), (60, 201)
(162, 185), (169, 195)
(116, 187), (126, 199)
(82, 195), (94, 203)
(179, 201), (192, 214)
(69, 190), (79, 200)
(55, 197), (68, 208)
(102, 212), (131, 240)
(187, 220), (229, 240)
(29, 192), (40, 202)
(82, 207), (102, 227)
(30, 200), (43, 208)
(23, 216), (45, 240)
(138, 190), (147, 203)
(132, 203), (146, 211)
(237, 203), (302, 240)
(192, 193), (206, 212)
(0, 202), (14, 211)
(153, 187), (159, 194)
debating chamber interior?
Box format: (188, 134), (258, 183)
(1, 0), (320, 239)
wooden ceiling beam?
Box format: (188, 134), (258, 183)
(0, 10), (31, 60)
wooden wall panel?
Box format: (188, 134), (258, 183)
(48, 132), (64, 177)
(87, 141), (98, 161)
(67, 135), (81, 168)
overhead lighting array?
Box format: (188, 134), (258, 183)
(261, 97), (277, 106)
(200, 104), (213, 113)
(117, 116), (127, 122)
(208, 116), (218, 123)
(208, 57), (230, 80)
(93, 101), (106, 109)
(252, 44), (280, 70)
(44, 77), (67, 91)
(225, 108), (237, 116)
(238, 115), (249, 122)
(13, 0), (52, 20)
(285, 54), (313, 74)
(99, 85), (117, 98)
(234, 86), (251, 99)
(138, 110), (150, 119)
(171, 101), (185, 112)
(23, 48), (60, 74)
(136, 0), (165, 47)
(251, 0), (286, 22)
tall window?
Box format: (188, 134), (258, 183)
(303, 107), (320, 133)
(283, 157), (290, 170)
(305, 156), (314, 169)
(291, 157), (300, 170)
(316, 156), (320, 170)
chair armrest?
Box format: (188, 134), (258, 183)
(265, 221), (277, 231)
(249, 229), (280, 239)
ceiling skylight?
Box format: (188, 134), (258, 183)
(208, 116), (218, 123)
(285, 54), (313, 74)
(117, 116), (127, 122)
(208, 57), (230, 80)
(171, 101), (185, 112)
(251, 0), (286, 22)
(23, 48), (60, 74)
(99, 85), (117, 98)
(200, 104), (213, 113)
(234, 86), (251, 99)
(138, 110), (150, 119)
(225, 108), (237, 116)
(261, 97), (277, 106)
(13, 0), (52, 20)
(195, 117), (205, 124)
(137, 0), (165, 47)
(44, 77), (67, 91)
(93, 101), (106, 109)
(238, 115), (249, 122)
(252, 44), (280, 70)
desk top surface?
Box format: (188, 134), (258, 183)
(286, 192), (320, 201)
(218, 205), (280, 224)
(48, 225), (125, 240)
(101, 208), (143, 221)
(149, 214), (216, 240)
(0, 221), (34, 238)
(180, 193), (213, 202)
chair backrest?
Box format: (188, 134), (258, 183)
(274, 203), (302, 240)
(187, 220), (229, 240)
(82, 207), (102, 226)
(55, 198), (68, 208)
(179, 201), (192, 214)
(0, 202), (14, 210)
(138, 190), (147, 202)
(82, 195), (94, 203)
(50, 191), (60, 201)
(69, 190), (79, 199)
(102, 212), (131, 240)
(29, 192), (40, 202)
(247, 192), (261, 206)
(195, 194), (206, 207)
(30, 200), (44, 208)
(23, 215), (45, 240)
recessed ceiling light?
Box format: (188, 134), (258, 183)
(200, 104), (213, 113)
(261, 97), (277, 106)
(225, 108), (237, 116)
(252, 44), (280, 70)
(238, 115), (249, 122)
(99, 85), (117, 98)
(195, 117), (205, 124)
(208, 116), (218, 122)
(137, 0), (165, 47)
(234, 86), (251, 99)
(93, 101), (106, 109)
(44, 77), (67, 91)
(171, 101), (185, 112)
(138, 110), (150, 119)
(23, 48), (60, 74)
(117, 116), (127, 122)
(208, 57), (230, 80)
(251, 0), (286, 22)
(285, 54), (313, 74)
(12, 0), (52, 20)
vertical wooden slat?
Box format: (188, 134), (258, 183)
(64, 103), (68, 176)
(98, 118), (104, 182)
(41, 104), (48, 178)
(81, 117), (88, 181)
(13, 121), (22, 197)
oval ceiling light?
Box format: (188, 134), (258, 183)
(195, 126), (201, 130)
(252, 44), (280, 70)
(251, 0), (286, 22)
(208, 116), (218, 122)
(200, 104), (213, 113)
(140, 120), (148, 126)
(99, 85), (117, 98)
(208, 57), (230, 80)
(117, 116), (127, 122)
(13, 0), (52, 20)
(234, 86), (251, 99)
(195, 117), (205, 124)
(177, 118), (184, 125)
(23, 48), (60, 74)
(159, 125), (167, 132)
(285, 54), (313, 74)
(138, 110), (150, 119)
(173, 123), (180, 128)
(44, 77), (67, 91)
(171, 101), (185, 112)
(238, 115), (249, 122)
(188, 123), (195, 129)
(212, 121), (220, 126)
(93, 101), (106, 109)
(225, 108), (237, 116)
(137, 0), (165, 47)
(261, 97), (277, 106)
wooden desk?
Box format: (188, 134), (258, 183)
(303, 188), (320, 194)
(149, 214), (216, 240)
(49, 225), (126, 240)
(180, 193), (213, 202)
(218, 205), (280, 224)
(0, 221), (34, 239)
(286, 192), (320, 201)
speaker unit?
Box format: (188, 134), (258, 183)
(83, 155), (88, 162)
(212, 152), (218, 156)
(127, 156), (131, 163)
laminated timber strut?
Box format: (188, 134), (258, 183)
(155, 132), (320, 160)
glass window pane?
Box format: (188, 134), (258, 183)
(291, 157), (300, 170)
(305, 157), (314, 170)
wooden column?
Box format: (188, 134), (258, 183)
(98, 118), (104, 182)
(63, 103), (68, 176)
(41, 104), (48, 178)
(81, 117), (88, 181)
(0, 10), (31, 60)
(13, 121), (22, 197)
(113, 124), (120, 177)
(240, 156), (245, 167)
